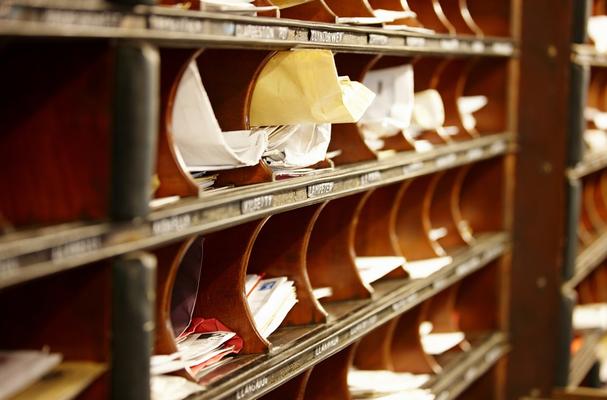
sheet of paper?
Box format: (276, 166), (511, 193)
(411, 89), (445, 131)
(584, 129), (607, 153)
(348, 369), (431, 394)
(9, 361), (105, 400)
(151, 375), (204, 400)
(355, 256), (405, 284)
(573, 303), (607, 330)
(404, 256), (452, 279)
(246, 277), (297, 338)
(589, 16), (607, 53)
(313, 287), (333, 300)
(585, 107), (607, 130)
(457, 95), (488, 131)
(420, 331), (465, 355)
(264, 124), (331, 169)
(172, 61), (267, 171)
(360, 65), (414, 144)
(250, 50), (375, 125)
(199, 0), (277, 13)
(0, 350), (62, 400)
(373, 9), (417, 22)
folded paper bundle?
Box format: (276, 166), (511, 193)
(170, 49), (375, 187)
(589, 16), (607, 53)
(348, 369), (433, 399)
(246, 275), (298, 338)
(0, 350), (62, 399)
(151, 318), (243, 377)
(418, 321), (465, 356)
(457, 95), (488, 131)
(250, 50), (376, 126)
(359, 65), (414, 152)
(355, 256), (405, 284)
(573, 303), (607, 330)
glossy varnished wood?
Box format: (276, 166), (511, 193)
(303, 345), (356, 400)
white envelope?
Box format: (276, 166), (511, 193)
(589, 16), (607, 53)
(172, 61), (268, 171)
(412, 89), (445, 130)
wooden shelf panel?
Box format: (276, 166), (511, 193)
(0, 133), (512, 289)
(567, 230), (607, 289)
(0, 1), (516, 56)
(182, 232), (507, 400)
(568, 329), (605, 388)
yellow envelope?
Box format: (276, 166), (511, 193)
(250, 50), (376, 126)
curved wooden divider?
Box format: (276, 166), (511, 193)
(324, 0), (376, 18)
(407, 0), (452, 34)
(439, 0), (479, 36)
(392, 177), (440, 260)
(411, 57), (451, 145)
(368, 0), (425, 28)
(329, 53), (380, 165)
(195, 219), (271, 354)
(353, 184), (408, 280)
(307, 196), (374, 301)
(460, 58), (508, 135)
(455, 260), (499, 332)
(0, 42), (112, 227)
(303, 345), (357, 400)
(454, 158), (504, 242)
(248, 207), (329, 326)
(427, 169), (468, 255)
(260, 369), (313, 400)
(464, 0), (510, 37)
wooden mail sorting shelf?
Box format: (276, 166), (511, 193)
(0, 1), (516, 56)
(146, 152), (507, 398)
(254, 268), (506, 400)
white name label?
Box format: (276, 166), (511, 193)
(403, 161), (424, 175)
(236, 377), (268, 400)
(407, 36), (426, 47)
(466, 148), (484, 161)
(241, 195), (273, 214)
(435, 153), (457, 168)
(349, 315), (378, 337)
(152, 214), (192, 235)
(360, 171), (381, 186)
(51, 237), (102, 260)
(314, 336), (339, 357)
(307, 182), (334, 198)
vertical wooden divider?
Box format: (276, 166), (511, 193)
(247, 206), (328, 326)
(353, 320), (398, 370)
(427, 168), (469, 255)
(156, 48), (200, 198)
(412, 57), (451, 144)
(423, 285), (461, 333)
(455, 158), (504, 238)
(194, 219), (271, 354)
(303, 345), (357, 400)
(353, 184), (408, 279)
(461, 58), (508, 135)
(391, 177), (440, 260)
(307, 196), (373, 302)
(153, 238), (197, 356)
(408, 0), (452, 34)
(391, 304), (441, 373)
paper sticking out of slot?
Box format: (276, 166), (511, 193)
(269, 0), (314, 8)
(573, 303), (607, 331)
(411, 89), (445, 131)
(403, 257), (452, 279)
(585, 107), (607, 130)
(151, 375), (204, 400)
(420, 331), (465, 355)
(348, 369), (432, 399)
(0, 350), (63, 400)
(250, 50), (376, 126)
(246, 276), (298, 338)
(10, 362), (106, 400)
(355, 256), (405, 284)
(199, 0), (278, 14)
(457, 95), (488, 131)
(313, 287), (334, 300)
(359, 65), (414, 151)
(589, 16), (607, 53)
(172, 61), (268, 171)
(263, 124), (331, 169)
(584, 129), (607, 153)
(337, 9), (416, 25)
